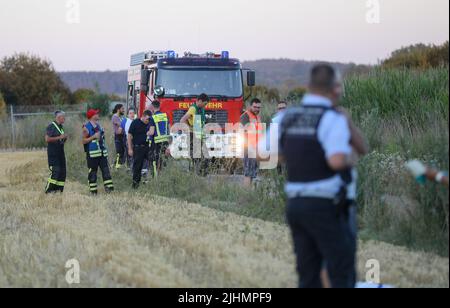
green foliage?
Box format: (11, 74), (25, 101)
(87, 92), (111, 116)
(73, 88), (96, 104)
(0, 53), (74, 106)
(342, 67), (449, 126)
(286, 87), (307, 104)
(244, 85), (280, 103)
(382, 41), (449, 69)
(346, 67), (449, 256)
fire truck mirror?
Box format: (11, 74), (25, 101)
(140, 70), (151, 95)
(154, 85), (165, 98)
(247, 71), (256, 87)
(128, 85), (133, 96)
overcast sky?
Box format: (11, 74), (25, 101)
(0, 0), (448, 71)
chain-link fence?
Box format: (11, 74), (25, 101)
(1, 104), (87, 149)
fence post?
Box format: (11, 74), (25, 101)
(10, 105), (15, 148)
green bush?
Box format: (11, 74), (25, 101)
(382, 42), (449, 69)
(87, 92), (111, 116)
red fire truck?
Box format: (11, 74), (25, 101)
(127, 50), (255, 127)
(126, 50), (255, 158)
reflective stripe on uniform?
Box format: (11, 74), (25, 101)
(47, 166), (65, 187)
(104, 180), (114, 188)
(52, 122), (65, 135)
(89, 182), (98, 192)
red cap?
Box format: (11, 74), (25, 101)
(87, 109), (100, 119)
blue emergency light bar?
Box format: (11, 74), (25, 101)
(130, 50), (231, 66)
(167, 50), (176, 58)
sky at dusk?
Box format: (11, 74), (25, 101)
(0, 0), (448, 71)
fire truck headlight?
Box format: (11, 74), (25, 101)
(235, 133), (245, 148)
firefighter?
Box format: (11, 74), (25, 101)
(180, 93), (210, 176)
(112, 104), (126, 169)
(45, 111), (68, 194)
(82, 109), (114, 195)
(128, 110), (153, 189)
(240, 98), (264, 187)
(148, 100), (170, 177)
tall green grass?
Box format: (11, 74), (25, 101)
(0, 115), (85, 149)
(342, 67), (449, 125)
(343, 67), (449, 255)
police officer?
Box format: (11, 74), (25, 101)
(127, 110), (152, 189)
(82, 109), (114, 195)
(278, 64), (368, 288)
(148, 100), (170, 177)
(45, 111), (68, 194)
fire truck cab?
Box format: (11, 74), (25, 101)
(126, 50), (256, 158)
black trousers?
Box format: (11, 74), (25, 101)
(114, 135), (126, 168)
(149, 142), (169, 177)
(286, 197), (357, 288)
(132, 145), (150, 188)
(87, 155), (114, 194)
(45, 154), (66, 194)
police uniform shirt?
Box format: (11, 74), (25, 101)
(271, 94), (353, 199)
(128, 119), (150, 146)
(46, 122), (65, 159)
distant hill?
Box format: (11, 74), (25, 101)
(59, 59), (369, 96)
(59, 70), (127, 96)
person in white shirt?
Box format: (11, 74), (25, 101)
(123, 109), (136, 169)
(276, 64), (368, 288)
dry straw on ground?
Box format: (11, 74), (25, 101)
(0, 152), (448, 288)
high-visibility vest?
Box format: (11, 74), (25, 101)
(192, 104), (206, 140)
(152, 112), (170, 144)
(52, 121), (65, 135)
(243, 110), (264, 149)
(85, 122), (108, 158)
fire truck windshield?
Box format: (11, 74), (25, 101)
(156, 68), (243, 98)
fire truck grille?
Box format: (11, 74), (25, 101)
(173, 110), (186, 124)
(172, 110), (229, 127)
(206, 110), (229, 127)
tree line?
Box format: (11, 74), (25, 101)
(0, 53), (121, 116)
(1, 42), (448, 117)
(382, 41), (449, 69)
